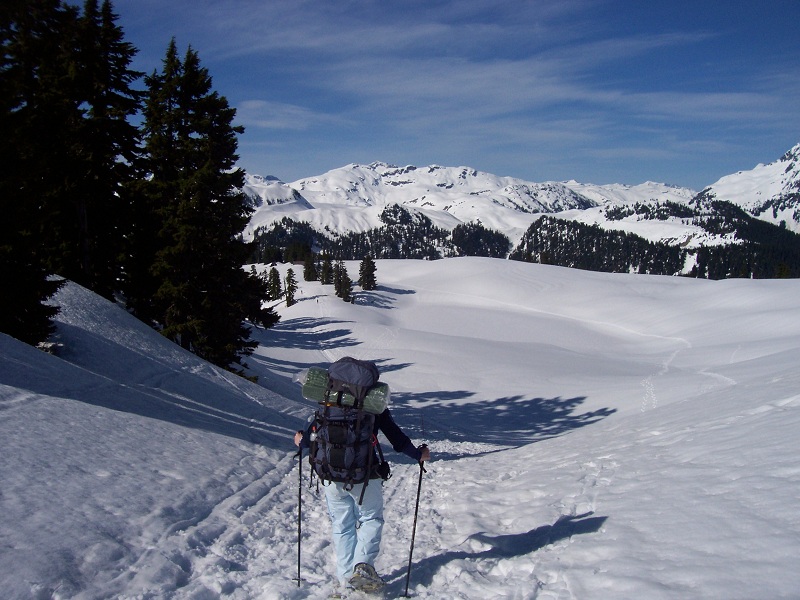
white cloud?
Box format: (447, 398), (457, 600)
(235, 100), (339, 130)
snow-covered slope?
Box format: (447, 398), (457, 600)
(242, 163), (694, 246)
(3, 258), (800, 598)
(705, 143), (800, 232)
(561, 180), (696, 206)
(0, 283), (306, 599)
(242, 144), (800, 246)
(243, 162), (604, 243)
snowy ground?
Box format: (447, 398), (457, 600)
(2, 257), (800, 599)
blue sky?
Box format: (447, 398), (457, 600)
(114, 0), (800, 189)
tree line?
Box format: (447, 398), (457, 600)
(510, 199), (800, 279)
(252, 199), (800, 280)
(1, 0), (276, 374)
(250, 206), (512, 263)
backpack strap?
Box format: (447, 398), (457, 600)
(354, 408), (374, 504)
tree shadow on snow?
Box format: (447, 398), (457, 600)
(385, 512), (608, 590)
(390, 391), (615, 457)
(250, 317), (359, 351)
(354, 285), (416, 310)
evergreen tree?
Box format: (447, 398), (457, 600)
(303, 254), (318, 281)
(451, 222), (510, 258)
(0, 0), (77, 343)
(132, 39), (270, 371)
(267, 266), (282, 300)
(124, 38), (183, 323)
(320, 254), (334, 285)
(2, 0), (141, 302)
(285, 268), (298, 307)
(68, 0), (142, 297)
(358, 255), (377, 290)
(333, 261), (352, 302)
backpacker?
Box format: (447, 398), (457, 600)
(308, 357), (387, 503)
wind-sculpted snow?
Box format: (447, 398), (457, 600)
(2, 258), (800, 598)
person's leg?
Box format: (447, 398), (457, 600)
(324, 482), (358, 583)
(352, 481), (385, 569)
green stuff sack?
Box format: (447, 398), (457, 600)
(301, 366), (389, 414)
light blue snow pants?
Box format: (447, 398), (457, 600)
(323, 479), (385, 584)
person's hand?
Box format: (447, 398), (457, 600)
(418, 445), (430, 463)
(294, 430), (304, 447)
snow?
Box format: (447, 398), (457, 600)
(241, 164), (704, 253)
(3, 257), (800, 599)
(706, 143), (800, 231)
(561, 180), (696, 206)
(242, 144), (800, 250)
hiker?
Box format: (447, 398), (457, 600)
(294, 405), (430, 591)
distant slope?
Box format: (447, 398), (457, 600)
(704, 143), (800, 232)
(242, 162), (695, 247)
(241, 144), (800, 278)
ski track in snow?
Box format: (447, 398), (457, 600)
(4, 259), (800, 599)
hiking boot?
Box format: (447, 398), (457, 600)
(349, 562), (386, 592)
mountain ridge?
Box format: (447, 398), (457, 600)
(242, 143), (800, 248)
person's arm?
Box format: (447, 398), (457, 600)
(377, 409), (430, 463)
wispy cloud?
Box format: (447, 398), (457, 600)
(235, 100), (339, 130)
(116, 0), (800, 187)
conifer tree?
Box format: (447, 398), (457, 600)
(320, 254), (334, 285)
(2, 0), (141, 302)
(267, 266), (282, 300)
(68, 0), (142, 297)
(0, 0), (77, 343)
(334, 261), (352, 302)
(131, 39), (270, 371)
(285, 268), (298, 307)
(303, 255), (318, 281)
(358, 255), (377, 290)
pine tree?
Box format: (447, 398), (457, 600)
(267, 266), (282, 300)
(303, 254), (318, 281)
(124, 39), (182, 323)
(333, 261), (352, 302)
(358, 255), (377, 290)
(2, 0), (141, 301)
(0, 0), (77, 344)
(285, 268), (298, 307)
(68, 0), (142, 297)
(320, 254), (334, 285)
(132, 39), (271, 371)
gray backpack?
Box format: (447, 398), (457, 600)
(309, 357), (384, 503)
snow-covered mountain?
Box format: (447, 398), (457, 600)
(704, 143), (800, 231)
(241, 144), (800, 247)
(242, 162), (603, 244)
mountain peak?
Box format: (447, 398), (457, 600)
(243, 142), (800, 240)
(705, 142), (800, 231)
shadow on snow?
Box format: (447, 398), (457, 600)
(385, 512), (608, 590)
(390, 390), (616, 455)
(7, 321), (302, 448)
(251, 317), (359, 351)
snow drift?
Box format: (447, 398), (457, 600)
(2, 257), (800, 599)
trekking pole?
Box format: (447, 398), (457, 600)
(293, 445), (304, 587)
(404, 445), (427, 597)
